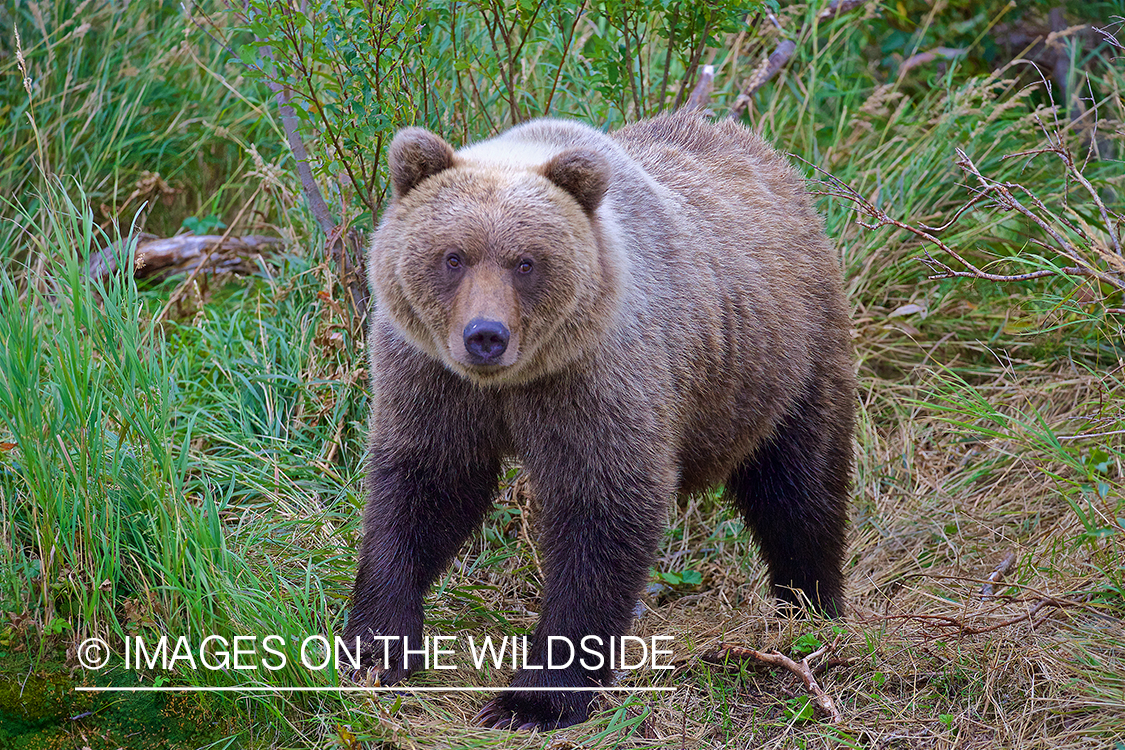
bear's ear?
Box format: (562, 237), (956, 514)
(541, 149), (610, 213)
(388, 128), (455, 199)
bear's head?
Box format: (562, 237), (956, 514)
(370, 126), (623, 386)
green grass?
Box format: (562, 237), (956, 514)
(2, 0), (1124, 747)
(4, 3), (276, 243)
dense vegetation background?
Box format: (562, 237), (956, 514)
(1, 0), (1123, 747)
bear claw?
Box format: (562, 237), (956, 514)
(474, 694), (587, 732)
(474, 700), (519, 730)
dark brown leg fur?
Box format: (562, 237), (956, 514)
(345, 448), (501, 681)
(727, 366), (852, 618)
(344, 343), (505, 681)
(476, 376), (671, 730)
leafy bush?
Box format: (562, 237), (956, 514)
(232, 0), (761, 226)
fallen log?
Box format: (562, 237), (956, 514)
(88, 233), (284, 281)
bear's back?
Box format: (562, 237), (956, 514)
(609, 113), (852, 488)
(611, 113), (835, 288)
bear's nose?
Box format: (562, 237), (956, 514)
(463, 319), (510, 364)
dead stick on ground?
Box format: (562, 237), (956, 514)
(981, 551), (1017, 600)
(88, 234), (282, 280)
(874, 596), (1090, 637)
(149, 183), (265, 333)
(710, 642), (843, 723)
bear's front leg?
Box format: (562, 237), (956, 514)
(345, 342), (503, 683)
(345, 447), (499, 683)
(478, 380), (672, 730)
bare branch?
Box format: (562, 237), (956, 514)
(544, 1), (587, 115)
(705, 642), (843, 724)
(1092, 17), (1125, 62)
(1000, 147), (1122, 257)
(796, 147), (1125, 305)
(1057, 427), (1125, 440)
(878, 598), (1076, 636)
(980, 551), (1017, 600)
(955, 148), (1125, 290)
(672, 15), (714, 111)
(683, 64), (715, 112)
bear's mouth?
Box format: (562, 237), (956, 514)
(452, 357), (516, 378)
(446, 360), (525, 389)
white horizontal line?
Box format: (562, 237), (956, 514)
(75, 686), (676, 693)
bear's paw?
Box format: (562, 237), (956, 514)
(474, 690), (593, 732)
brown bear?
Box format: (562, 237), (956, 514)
(346, 109), (854, 731)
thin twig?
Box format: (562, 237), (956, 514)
(980, 551), (1017, 600)
(1002, 144), (1123, 257)
(795, 151), (1125, 302)
(869, 595), (1094, 637)
(955, 148), (1125, 290)
(672, 16), (713, 111)
(544, 1), (586, 115)
(704, 642), (842, 723)
(657, 2), (680, 109)
(1057, 427), (1125, 440)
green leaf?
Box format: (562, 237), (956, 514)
(783, 696), (815, 723)
(1088, 448), (1112, 475)
(237, 44), (259, 69)
(182, 215), (226, 235)
(791, 633), (822, 657)
(680, 569), (702, 585)
(45, 618), (71, 635)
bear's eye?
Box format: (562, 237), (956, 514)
(446, 253), (462, 270)
(517, 258), (534, 275)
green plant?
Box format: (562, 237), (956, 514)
(229, 0), (764, 228)
(181, 214), (228, 235)
(790, 633), (823, 658)
(783, 696), (814, 723)
(655, 566), (703, 587)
